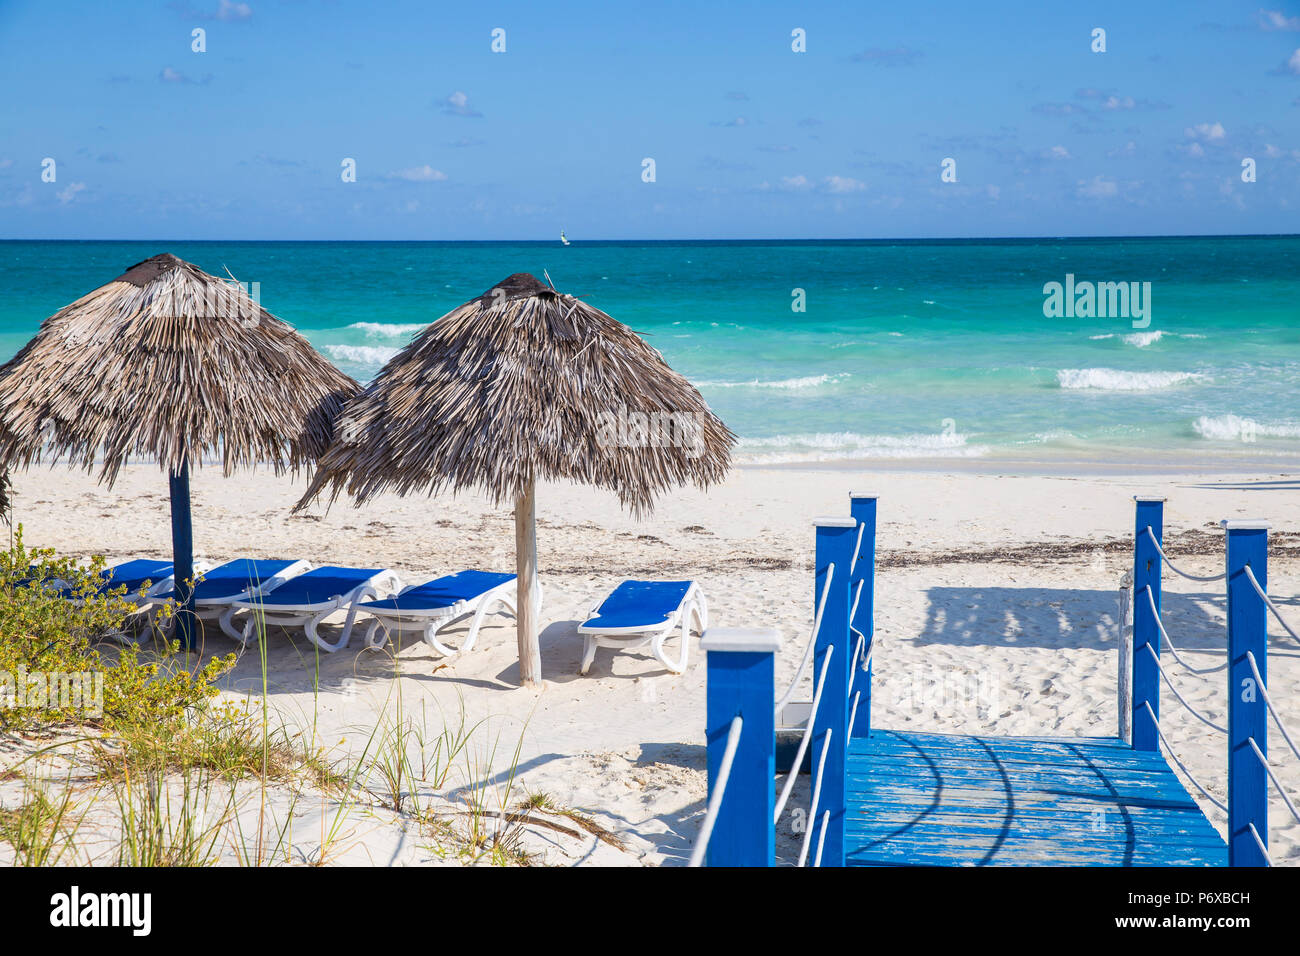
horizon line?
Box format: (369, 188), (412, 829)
(2, 231), (1300, 244)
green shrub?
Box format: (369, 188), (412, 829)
(0, 527), (234, 735)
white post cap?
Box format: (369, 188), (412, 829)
(701, 627), (782, 654)
(814, 516), (858, 528)
(1220, 519), (1271, 531)
(1133, 495), (1168, 502)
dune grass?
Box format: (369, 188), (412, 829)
(0, 536), (610, 867)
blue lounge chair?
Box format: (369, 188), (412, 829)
(227, 565), (402, 652)
(150, 558), (312, 640)
(577, 580), (708, 675)
(58, 559), (177, 604)
(357, 570), (520, 656)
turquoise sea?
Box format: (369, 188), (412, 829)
(2, 237), (1298, 468)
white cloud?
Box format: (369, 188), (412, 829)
(441, 91), (482, 117)
(1042, 145), (1071, 160)
(56, 182), (86, 204)
(1260, 9), (1300, 30)
(822, 175), (866, 193)
(1108, 141), (1137, 158)
(390, 165), (448, 182)
(780, 174), (810, 189)
(1101, 95), (1136, 111)
(214, 0), (252, 20)
(1289, 48), (1300, 73)
(1185, 122), (1226, 142)
(1076, 176), (1118, 199)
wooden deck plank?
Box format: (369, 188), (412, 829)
(844, 729), (1228, 866)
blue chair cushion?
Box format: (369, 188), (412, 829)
(581, 580), (694, 631)
(252, 566), (388, 607)
(360, 570), (515, 613)
(57, 559), (173, 599)
(156, 558), (302, 602)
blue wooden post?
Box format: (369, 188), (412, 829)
(1224, 520), (1269, 867)
(700, 627), (779, 866)
(811, 517), (854, 867)
(1132, 497), (1164, 752)
(169, 459), (196, 650)
(848, 494), (876, 739)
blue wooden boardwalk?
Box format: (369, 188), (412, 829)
(844, 730), (1228, 866)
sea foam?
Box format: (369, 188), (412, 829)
(1192, 414), (1300, 441)
(736, 430), (985, 463)
(1056, 368), (1206, 390)
(347, 321), (426, 339)
(325, 344), (401, 365)
(696, 373), (849, 390)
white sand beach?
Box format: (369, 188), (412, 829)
(6, 463), (1300, 866)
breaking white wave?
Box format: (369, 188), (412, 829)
(1193, 414), (1300, 441)
(1122, 330), (1165, 347)
(736, 430), (986, 463)
(696, 373), (849, 391)
(1089, 330), (1203, 347)
(347, 321), (425, 339)
(325, 344), (401, 365)
(1056, 368), (1207, 390)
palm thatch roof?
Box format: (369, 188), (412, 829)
(298, 272), (734, 515)
(0, 253), (360, 484)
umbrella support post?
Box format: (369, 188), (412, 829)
(514, 484), (542, 687)
(169, 461), (196, 651)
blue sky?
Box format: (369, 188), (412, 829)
(1, 0), (1298, 240)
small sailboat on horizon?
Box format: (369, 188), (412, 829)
(560, 230), (570, 246)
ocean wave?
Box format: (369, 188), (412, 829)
(1089, 330), (1203, 347)
(347, 321), (426, 339)
(1056, 368), (1207, 390)
(1122, 330), (1164, 347)
(325, 344), (401, 365)
(695, 373), (849, 391)
(1193, 414), (1300, 441)
(736, 430), (986, 463)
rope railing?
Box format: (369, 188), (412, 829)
(775, 565), (834, 714)
(774, 645), (834, 823)
(846, 689), (862, 740)
(797, 726), (832, 867)
(812, 810), (831, 867)
(699, 504), (874, 868)
(1137, 507), (1300, 866)
(1147, 526), (1227, 582)
(688, 714), (744, 867)
(1243, 650), (1300, 763)
(1141, 701), (1227, 814)
(1143, 585), (1228, 676)
(1246, 736), (1300, 825)
(1244, 565), (1300, 649)
(1142, 642), (1227, 735)
(1247, 823), (1274, 866)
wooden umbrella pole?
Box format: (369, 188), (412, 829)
(514, 483), (542, 687)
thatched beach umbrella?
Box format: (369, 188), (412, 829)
(0, 253), (360, 646)
(297, 273), (735, 686)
